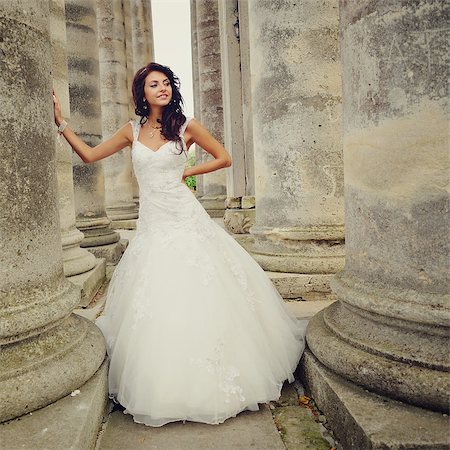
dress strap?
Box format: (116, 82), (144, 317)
(129, 119), (140, 142)
(180, 116), (194, 136)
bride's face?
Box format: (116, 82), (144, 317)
(143, 71), (173, 107)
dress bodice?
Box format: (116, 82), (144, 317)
(130, 117), (193, 193)
(129, 116), (197, 233)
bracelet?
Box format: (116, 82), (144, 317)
(58, 119), (68, 134)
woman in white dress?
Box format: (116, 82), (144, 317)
(53, 62), (306, 427)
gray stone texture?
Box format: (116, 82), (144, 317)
(96, 0), (138, 225)
(219, 0), (256, 235)
(245, 0), (345, 297)
(65, 0), (121, 251)
(303, 0), (450, 440)
(50, 0), (101, 284)
(70, 257), (106, 306)
(0, 360), (109, 450)
(97, 404), (285, 450)
(301, 350), (450, 449)
(196, 0), (228, 211)
(0, 0), (105, 422)
(127, 0), (155, 207)
(236, 0), (255, 197)
(218, 0), (246, 199)
(129, 0), (154, 71)
(190, 0), (204, 197)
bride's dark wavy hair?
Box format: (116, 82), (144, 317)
(132, 62), (186, 154)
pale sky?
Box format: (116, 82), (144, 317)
(151, 0), (194, 116)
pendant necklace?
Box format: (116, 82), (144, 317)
(145, 121), (162, 139)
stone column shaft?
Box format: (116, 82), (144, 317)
(219, 0), (255, 234)
(130, 0), (155, 70)
(96, 0), (138, 229)
(65, 0), (123, 263)
(245, 0), (345, 299)
(196, 0), (227, 217)
(190, 0), (204, 197)
(126, 0), (155, 208)
(51, 0), (105, 305)
(0, 0), (105, 422)
(302, 1), (450, 447)
(237, 0), (255, 198)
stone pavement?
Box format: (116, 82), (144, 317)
(95, 380), (335, 450)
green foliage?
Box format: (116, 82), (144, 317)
(184, 147), (197, 191)
(185, 175), (196, 190)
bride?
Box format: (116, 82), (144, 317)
(53, 62), (306, 427)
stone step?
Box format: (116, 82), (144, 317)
(0, 361), (109, 450)
(96, 403), (285, 450)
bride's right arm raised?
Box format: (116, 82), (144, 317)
(53, 91), (132, 164)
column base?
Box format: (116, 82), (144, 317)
(110, 218), (137, 230)
(267, 272), (337, 301)
(0, 315), (106, 422)
(223, 196), (256, 234)
(106, 203), (139, 222)
(0, 359), (108, 450)
(198, 195), (226, 218)
(61, 227), (97, 277)
(77, 217), (121, 247)
(299, 349), (450, 450)
(84, 239), (128, 266)
(307, 296), (449, 411)
(68, 257), (106, 307)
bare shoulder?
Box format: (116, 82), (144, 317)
(184, 118), (208, 145)
(185, 117), (203, 133)
(120, 120), (135, 145)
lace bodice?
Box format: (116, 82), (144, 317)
(129, 116), (192, 192)
(129, 116), (198, 233)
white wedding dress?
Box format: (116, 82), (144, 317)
(95, 116), (306, 427)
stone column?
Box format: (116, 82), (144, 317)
(196, 0), (227, 218)
(237, 0), (255, 200)
(96, 0), (138, 229)
(219, 0), (255, 234)
(51, 0), (105, 306)
(65, 0), (124, 264)
(0, 0), (105, 424)
(130, 0), (154, 70)
(302, 2), (450, 447)
(127, 0), (155, 208)
(122, 0), (136, 121)
(190, 0), (204, 197)
(245, 0), (345, 300)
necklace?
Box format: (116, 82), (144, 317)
(144, 120), (162, 138)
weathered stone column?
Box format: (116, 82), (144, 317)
(129, 0), (154, 70)
(302, 1), (450, 447)
(245, 0), (345, 300)
(219, 0), (255, 233)
(196, 0), (227, 218)
(51, 0), (105, 305)
(96, 0), (138, 229)
(65, 0), (124, 264)
(122, 0), (136, 121)
(190, 0), (204, 197)
(0, 0), (106, 424)
(127, 0), (155, 208)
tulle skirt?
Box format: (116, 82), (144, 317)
(95, 201), (306, 427)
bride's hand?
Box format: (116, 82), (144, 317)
(52, 89), (63, 126)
